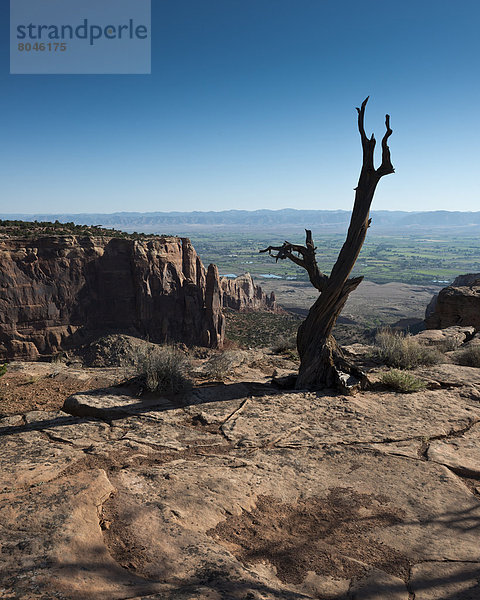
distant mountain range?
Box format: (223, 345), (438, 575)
(2, 209), (480, 233)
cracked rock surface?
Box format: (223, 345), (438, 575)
(1, 364), (479, 599)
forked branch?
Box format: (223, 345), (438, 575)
(260, 229), (328, 291)
(377, 114), (394, 177)
(356, 97), (394, 179)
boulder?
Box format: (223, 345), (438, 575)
(414, 326), (475, 350)
(425, 274), (480, 330)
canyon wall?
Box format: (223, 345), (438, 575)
(0, 235), (275, 360)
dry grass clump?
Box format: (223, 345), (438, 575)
(374, 329), (441, 369)
(203, 350), (246, 382)
(138, 346), (192, 394)
(453, 345), (480, 368)
(271, 333), (297, 354)
(380, 369), (427, 393)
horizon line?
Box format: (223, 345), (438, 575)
(2, 208), (480, 217)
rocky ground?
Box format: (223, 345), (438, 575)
(1, 338), (479, 599)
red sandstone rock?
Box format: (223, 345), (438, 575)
(425, 274), (480, 330)
(0, 235), (274, 360)
(221, 273), (276, 312)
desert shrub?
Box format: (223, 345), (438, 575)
(437, 336), (463, 353)
(453, 345), (480, 368)
(0, 363), (7, 378)
(138, 346), (192, 394)
(50, 351), (65, 364)
(374, 329), (441, 369)
(222, 338), (241, 350)
(380, 369), (427, 393)
(203, 350), (246, 381)
(284, 348), (300, 361)
(271, 333), (297, 354)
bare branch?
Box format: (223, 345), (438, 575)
(376, 114), (394, 177)
(356, 96), (377, 172)
(288, 243), (308, 257)
(356, 96), (370, 145)
(259, 242), (306, 267)
(260, 231), (328, 292)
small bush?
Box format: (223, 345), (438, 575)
(203, 350), (246, 382)
(0, 364), (7, 378)
(380, 369), (427, 393)
(453, 346), (480, 368)
(374, 329), (441, 369)
(437, 336), (462, 353)
(284, 348), (299, 361)
(139, 346), (192, 394)
(271, 333), (297, 354)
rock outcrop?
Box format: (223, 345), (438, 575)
(0, 235), (274, 360)
(221, 273), (276, 312)
(414, 325), (476, 349)
(425, 273), (480, 330)
(1, 358), (480, 599)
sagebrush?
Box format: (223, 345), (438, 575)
(138, 346), (192, 394)
(453, 345), (480, 368)
(271, 333), (297, 354)
(203, 350), (246, 381)
(380, 369), (427, 393)
(374, 329), (441, 369)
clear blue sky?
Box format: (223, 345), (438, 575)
(1, 0), (479, 213)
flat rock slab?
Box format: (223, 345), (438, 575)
(2, 380), (480, 600)
(0, 468), (169, 599)
(428, 422), (480, 477)
(24, 410), (124, 446)
(0, 413), (83, 490)
(349, 569), (409, 599)
(410, 561), (480, 599)
(220, 388), (480, 448)
(92, 446), (480, 600)
(415, 364), (480, 391)
(117, 413), (226, 451)
(63, 388), (181, 419)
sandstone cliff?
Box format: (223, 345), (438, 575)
(221, 272), (276, 312)
(0, 235), (274, 360)
(425, 273), (480, 330)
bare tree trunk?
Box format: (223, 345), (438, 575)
(260, 97), (394, 392)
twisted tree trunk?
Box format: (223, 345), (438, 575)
(260, 97), (394, 392)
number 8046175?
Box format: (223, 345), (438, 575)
(18, 42), (67, 52)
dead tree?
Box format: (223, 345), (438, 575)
(260, 97), (394, 392)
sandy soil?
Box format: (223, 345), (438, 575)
(0, 362), (122, 417)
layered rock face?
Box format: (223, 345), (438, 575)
(221, 273), (276, 312)
(425, 273), (480, 330)
(0, 235), (274, 360)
